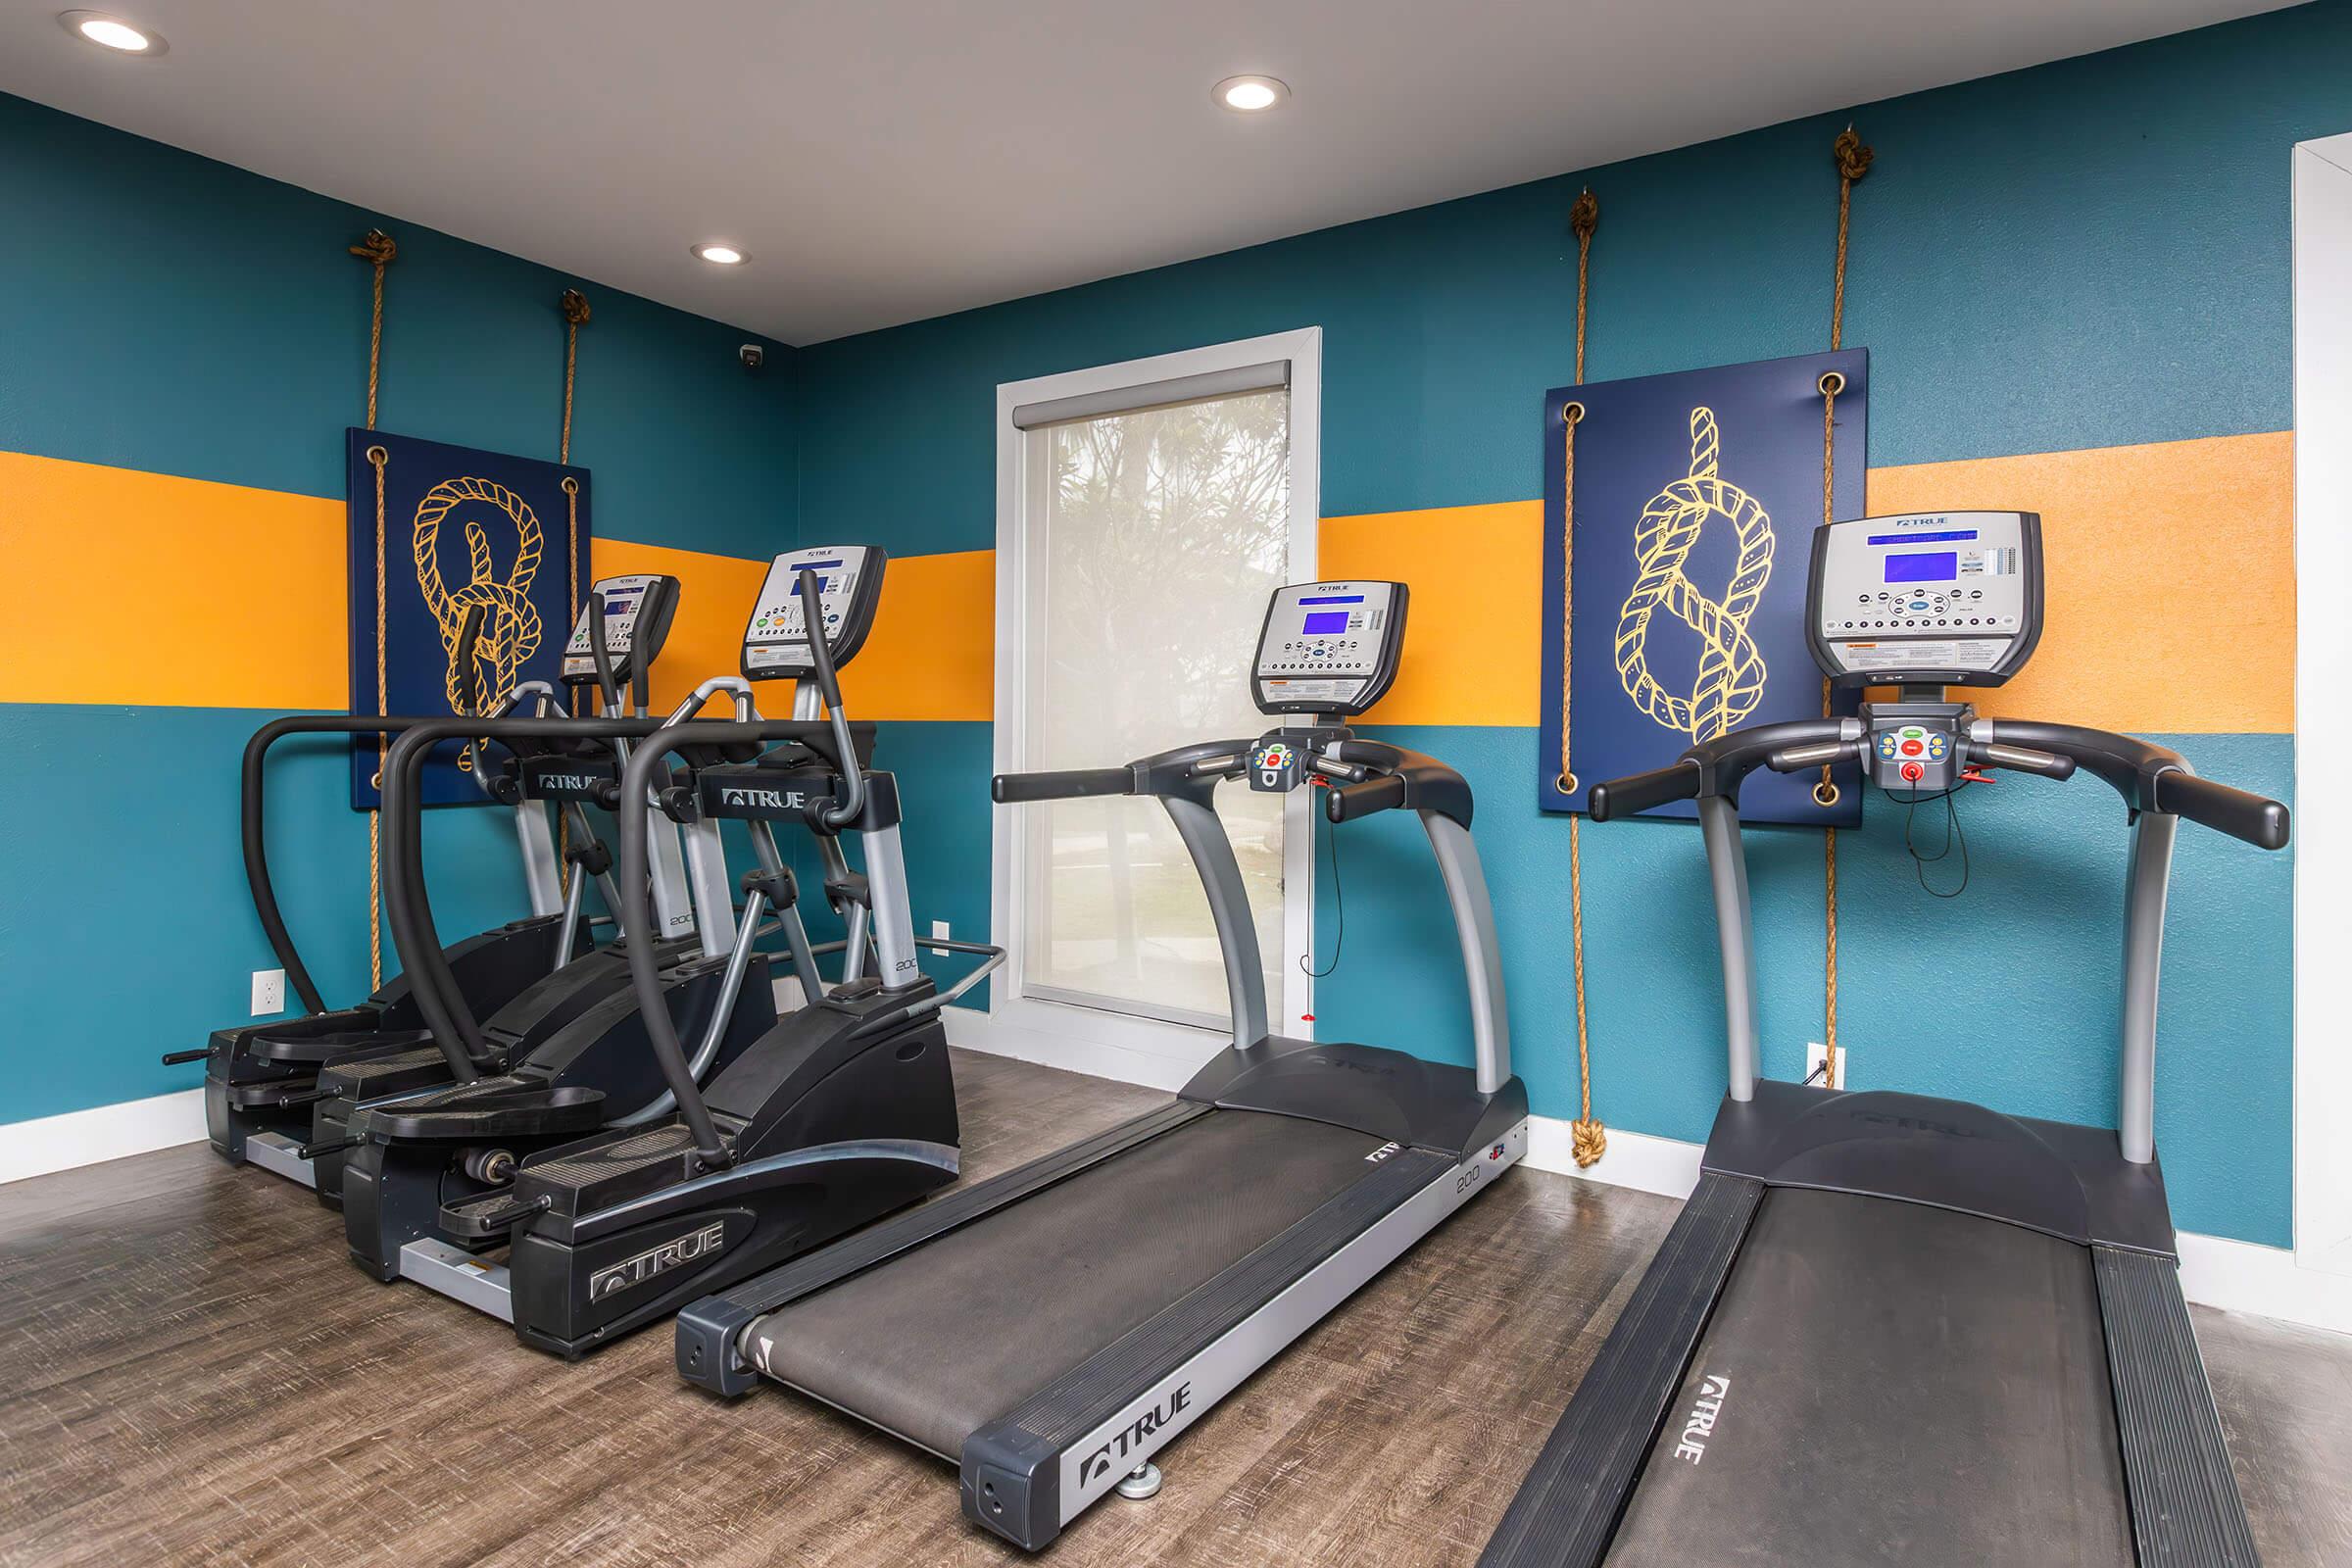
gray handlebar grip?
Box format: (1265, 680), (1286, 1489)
(1589, 760), (1703, 821)
(1325, 772), (1407, 822)
(1970, 741), (2077, 780)
(1765, 740), (1853, 772)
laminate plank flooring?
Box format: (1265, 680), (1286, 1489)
(2, 1050), (2346, 1566)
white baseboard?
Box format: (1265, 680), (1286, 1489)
(944, 1014), (2352, 1337)
(0, 1089), (206, 1186)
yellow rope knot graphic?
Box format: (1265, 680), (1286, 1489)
(412, 477), (545, 762)
(1612, 408), (1775, 743)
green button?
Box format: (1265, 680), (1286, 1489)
(1901, 727), (1924, 738)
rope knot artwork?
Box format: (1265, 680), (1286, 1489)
(412, 476), (546, 739)
(1612, 408), (1775, 743)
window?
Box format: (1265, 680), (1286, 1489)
(992, 331), (1322, 1064)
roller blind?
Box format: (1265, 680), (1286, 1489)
(1009, 360), (1290, 430)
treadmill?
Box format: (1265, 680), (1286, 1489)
(675, 579), (1530, 1550)
(1481, 512), (2289, 1568)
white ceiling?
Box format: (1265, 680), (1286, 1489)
(3, 0), (2290, 344)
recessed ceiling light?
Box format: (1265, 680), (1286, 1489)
(59, 10), (166, 55)
(692, 243), (747, 266)
(1213, 75), (1289, 113)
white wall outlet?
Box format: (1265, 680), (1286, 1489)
(931, 919), (952, 941)
(251, 968), (286, 1016)
(1806, 1041), (1846, 1091)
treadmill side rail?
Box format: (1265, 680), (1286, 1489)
(2095, 1247), (2261, 1567)
(1479, 1173), (1763, 1568)
(961, 1121), (1528, 1550)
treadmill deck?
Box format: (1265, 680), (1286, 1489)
(744, 1108), (1394, 1459)
(1607, 1187), (2133, 1566)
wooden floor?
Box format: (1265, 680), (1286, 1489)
(3, 1050), (2348, 1567)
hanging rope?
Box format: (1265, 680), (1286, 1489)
(1816, 125), (1872, 1064)
(557, 289), (590, 887)
(1556, 188), (1606, 1168)
(350, 228), (397, 990)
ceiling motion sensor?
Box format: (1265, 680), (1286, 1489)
(739, 343), (765, 372)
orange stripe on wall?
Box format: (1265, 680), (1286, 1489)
(0, 449), (783, 712)
(589, 537), (771, 710)
(0, 450), (348, 708)
(839, 549), (996, 720)
(1866, 433), (2293, 733)
(1319, 502), (1544, 726)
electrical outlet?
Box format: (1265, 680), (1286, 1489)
(931, 919), (951, 941)
(251, 968), (285, 1016)
(1806, 1041), (1845, 1091)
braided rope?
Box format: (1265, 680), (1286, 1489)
(1818, 125), (1872, 1060)
(1613, 410), (1776, 744)
(350, 228), (396, 991)
(1559, 188), (1605, 1167)
(558, 289), (589, 885)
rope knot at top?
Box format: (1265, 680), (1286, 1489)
(1833, 126), (1875, 185)
(1569, 187), (1599, 243)
(348, 228), (398, 267)
(561, 289), (592, 327)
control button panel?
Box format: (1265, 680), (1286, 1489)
(561, 573), (677, 685)
(1808, 512), (2041, 687)
(1252, 580), (1408, 715)
(741, 545), (887, 680)
(1869, 715), (1960, 792)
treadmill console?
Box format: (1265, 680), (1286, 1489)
(560, 573), (680, 688)
(1807, 512), (2042, 688)
(1251, 580), (1408, 715)
(741, 545), (888, 681)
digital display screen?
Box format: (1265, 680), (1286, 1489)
(1867, 529), (1978, 545)
(1886, 551), (1958, 584)
(604, 600), (630, 614)
(799, 559), (845, 569)
(1300, 611), (1350, 635)
(1298, 594), (1365, 606)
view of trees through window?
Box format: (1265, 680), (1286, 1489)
(1022, 387), (1292, 1024)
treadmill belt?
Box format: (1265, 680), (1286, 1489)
(747, 1109), (1387, 1459)
(1606, 1188), (2133, 1568)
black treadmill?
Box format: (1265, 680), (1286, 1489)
(1481, 511), (2289, 1568)
(676, 579), (1530, 1550)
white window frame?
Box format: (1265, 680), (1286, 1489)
(2293, 135), (2352, 1280)
(983, 328), (1324, 1083)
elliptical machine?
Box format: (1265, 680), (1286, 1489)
(172, 578), (683, 1191)
(346, 548), (990, 1358)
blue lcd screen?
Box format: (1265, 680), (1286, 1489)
(1886, 552), (1958, 583)
(1867, 529), (1977, 546)
(1298, 594), (1366, 606)
(1301, 611), (1350, 635)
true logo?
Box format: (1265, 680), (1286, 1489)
(718, 785), (805, 810)
(1672, 1373), (1731, 1464)
(586, 1220), (727, 1301)
(1077, 1383), (1192, 1487)
(534, 772), (597, 792)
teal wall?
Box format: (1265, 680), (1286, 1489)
(5, 7), (2336, 1250)
(783, 4), (2345, 1247)
(0, 91), (802, 1124)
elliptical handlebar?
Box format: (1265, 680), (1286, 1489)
(610, 716), (863, 1167)
(797, 569), (865, 832)
(583, 588), (618, 716)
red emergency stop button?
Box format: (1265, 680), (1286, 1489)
(1900, 760), (1925, 783)
(1899, 739), (1924, 757)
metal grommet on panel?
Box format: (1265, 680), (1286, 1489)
(1555, 771), (1578, 797)
(1817, 370), (1845, 399)
(1813, 779), (1841, 808)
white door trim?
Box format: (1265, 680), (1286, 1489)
(2293, 134), (2352, 1279)
(989, 328), (1325, 1067)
